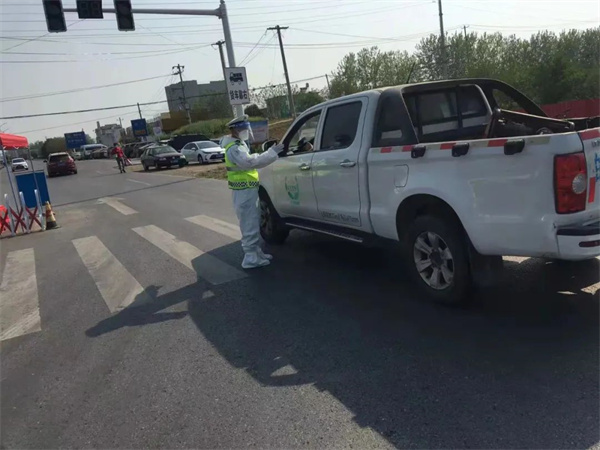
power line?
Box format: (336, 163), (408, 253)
(1, 74), (172, 103)
(238, 31), (267, 66)
(2, 76), (329, 121)
(0, 44), (212, 63)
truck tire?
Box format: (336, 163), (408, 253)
(259, 195), (289, 245)
(405, 214), (472, 305)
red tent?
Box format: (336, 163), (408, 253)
(0, 133), (28, 149)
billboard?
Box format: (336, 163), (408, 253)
(64, 131), (86, 149)
(131, 118), (148, 137)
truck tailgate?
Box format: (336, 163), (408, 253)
(579, 128), (600, 209)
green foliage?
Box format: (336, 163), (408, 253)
(172, 116), (264, 138)
(329, 46), (418, 98)
(192, 93), (232, 120)
(295, 91), (325, 112)
(244, 104), (264, 117)
(40, 137), (67, 158)
(329, 28), (600, 105)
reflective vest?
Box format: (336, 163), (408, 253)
(224, 141), (259, 190)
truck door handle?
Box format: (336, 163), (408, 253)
(299, 163), (311, 171)
(339, 160), (356, 168)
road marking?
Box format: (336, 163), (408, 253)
(0, 249), (41, 342)
(97, 197), (137, 215)
(132, 225), (246, 285)
(127, 178), (151, 186)
(73, 236), (150, 313)
(185, 214), (241, 241)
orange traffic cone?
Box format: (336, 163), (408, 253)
(45, 202), (58, 230)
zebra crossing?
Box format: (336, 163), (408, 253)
(0, 213), (244, 342)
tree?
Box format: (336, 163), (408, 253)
(329, 46), (418, 98)
(40, 137), (67, 158)
(329, 28), (600, 106)
(244, 104), (264, 117)
(295, 91), (325, 113)
(192, 93), (231, 120)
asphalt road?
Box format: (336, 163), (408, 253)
(1, 159), (599, 449)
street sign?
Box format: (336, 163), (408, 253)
(64, 131), (86, 149)
(76, 0), (103, 19)
(224, 67), (250, 106)
(131, 118), (148, 137)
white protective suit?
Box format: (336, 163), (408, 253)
(222, 136), (280, 269)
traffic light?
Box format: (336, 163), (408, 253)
(114, 0), (135, 31)
(42, 0), (67, 33)
(76, 0), (103, 19)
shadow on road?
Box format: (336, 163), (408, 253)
(54, 177), (196, 208)
(86, 233), (599, 448)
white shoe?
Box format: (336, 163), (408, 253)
(258, 248), (273, 261)
(241, 252), (271, 269)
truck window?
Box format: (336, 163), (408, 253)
(320, 101), (362, 151)
(406, 86), (490, 143)
(374, 94), (415, 147)
(286, 111), (322, 154)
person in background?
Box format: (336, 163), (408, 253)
(111, 142), (126, 173)
(221, 115), (285, 269)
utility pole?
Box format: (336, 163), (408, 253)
(119, 117), (123, 128)
(325, 74), (331, 98)
(173, 64), (192, 124)
(437, 0), (446, 78)
(213, 40), (234, 118)
(137, 103), (142, 119)
(463, 25), (469, 38)
(267, 25), (296, 119)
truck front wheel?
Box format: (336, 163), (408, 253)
(405, 214), (472, 305)
(259, 196), (289, 245)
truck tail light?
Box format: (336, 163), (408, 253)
(554, 152), (587, 214)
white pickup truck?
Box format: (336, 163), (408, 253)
(258, 78), (600, 304)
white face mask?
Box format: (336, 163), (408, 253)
(238, 130), (250, 141)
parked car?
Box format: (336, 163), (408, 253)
(140, 145), (186, 171)
(46, 152), (77, 177)
(181, 140), (225, 164)
(167, 134), (209, 151)
(71, 149), (82, 160)
(80, 144), (107, 160)
(257, 77), (600, 305)
(11, 157), (28, 172)
(91, 147), (109, 159)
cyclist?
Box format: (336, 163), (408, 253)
(111, 142), (126, 173)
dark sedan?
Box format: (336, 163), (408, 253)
(46, 152), (77, 177)
(140, 145), (185, 171)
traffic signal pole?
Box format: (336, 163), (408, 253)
(61, 1), (244, 117)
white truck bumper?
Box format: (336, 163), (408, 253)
(556, 220), (600, 260)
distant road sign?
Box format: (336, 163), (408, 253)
(131, 118), (148, 137)
(225, 67), (250, 106)
(64, 131), (86, 149)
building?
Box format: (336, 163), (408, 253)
(165, 80), (226, 114)
(95, 122), (123, 147)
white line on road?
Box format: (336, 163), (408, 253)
(127, 178), (151, 186)
(185, 215), (241, 241)
(73, 236), (150, 313)
(132, 225), (246, 285)
(97, 197), (137, 215)
(0, 249), (41, 342)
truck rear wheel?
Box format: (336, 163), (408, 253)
(405, 214), (472, 305)
(259, 195), (289, 245)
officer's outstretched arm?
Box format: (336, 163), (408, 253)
(228, 146), (278, 170)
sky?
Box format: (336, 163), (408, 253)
(0, 0), (598, 143)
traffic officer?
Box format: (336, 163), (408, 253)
(222, 115), (284, 269)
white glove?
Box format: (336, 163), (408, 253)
(271, 143), (286, 155)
